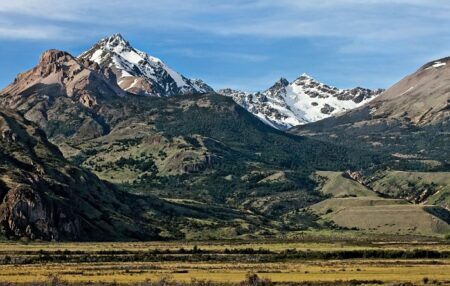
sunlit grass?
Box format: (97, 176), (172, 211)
(0, 260), (449, 284)
(0, 240), (448, 285)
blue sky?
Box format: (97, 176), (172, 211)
(0, 0), (449, 91)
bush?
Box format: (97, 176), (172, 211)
(242, 273), (272, 286)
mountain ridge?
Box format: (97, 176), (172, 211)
(0, 36), (449, 240)
(219, 74), (383, 130)
(79, 33), (214, 97)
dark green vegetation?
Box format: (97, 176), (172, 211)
(0, 110), (284, 241)
(2, 246), (450, 265)
(69, 94), (379, 203)
(0, 111), (157, 241)
(292, 115), (450, 172)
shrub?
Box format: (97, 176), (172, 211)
(242, 273), (272, 286)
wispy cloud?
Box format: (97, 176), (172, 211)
(0, 25), (63, 40)
(1, 1), (449, 45)
(163, 48), (270, 63)
(0, 0), (449, 91)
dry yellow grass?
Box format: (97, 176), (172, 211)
(0, 241), (449, 284)
(315, 171), (377, 198)
(0, 260), (449, 284)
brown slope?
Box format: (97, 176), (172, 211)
(292, 56), (450, 135)
(0, 50), (126, 141)
(369, 56), (450, 125)
(290, 57), (450, 167)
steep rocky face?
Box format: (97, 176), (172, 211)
(0, 110), (169, 242)
(219, 74), (383, 130)
(0, 50), (127, 141)
(0, 110), (88, 240)
(0, 184), (80, 241)
(79, 33), (214, 97)
(2, 49), (126, 108)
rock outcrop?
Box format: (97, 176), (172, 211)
(0, 110), (162, 241)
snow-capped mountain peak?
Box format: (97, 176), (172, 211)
(219, 76), (384, 130)
(79, 34), (214, 96)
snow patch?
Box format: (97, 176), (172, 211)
(432, 62), (446, 68)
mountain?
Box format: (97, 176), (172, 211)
(2, 49), (126, 107)
(79, 33), (214, 96)
(219, 74), (383, 130)
(0, 109), (280, 241)
(291, 56), (450, 208)
(0, 49), (382, 238)
(0, 49), (128, 141)
(1, 45), (448, 239)
(0, 109), (159, 241)
(291, 56), (450, 161)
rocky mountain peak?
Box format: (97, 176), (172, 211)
(277, 77), (290, 86)
(0, 48), (127, 130)
(419, 56), (450, 71)
(263, 77), (290, 101)
(267, 77), (289, 90)
(296, 73), (313, 81)
(79, 33), (214, 96)
(103, 33), (128, 46)
(96, 33), (136, 57)
(220, 74), (383, 130)
(39, 49), (74, 65)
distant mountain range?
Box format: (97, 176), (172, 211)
(219, 75), (383, 130)
(78, 33), (382, 130)
(0, 34), (449, 241)
(291, 56), (450, 165)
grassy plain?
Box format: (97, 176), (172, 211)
(0, 238), (449, 285)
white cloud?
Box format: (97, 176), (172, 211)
(0, 0), (449, 58)
(163, 48), (269, 63)
(0, 25), (65, 40)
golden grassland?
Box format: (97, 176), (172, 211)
(0, 260), (449, 284)
(0, 240), (449, 284)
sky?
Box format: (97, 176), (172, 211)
(0, 0), (449, 92)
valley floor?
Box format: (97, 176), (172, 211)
(0, 236), (449, 285)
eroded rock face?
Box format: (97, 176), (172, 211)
(0, 111), (79, 240)
(0, 185), (80, 241)
(0, 110), (164, 241)
(0, 49), (127, 141)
